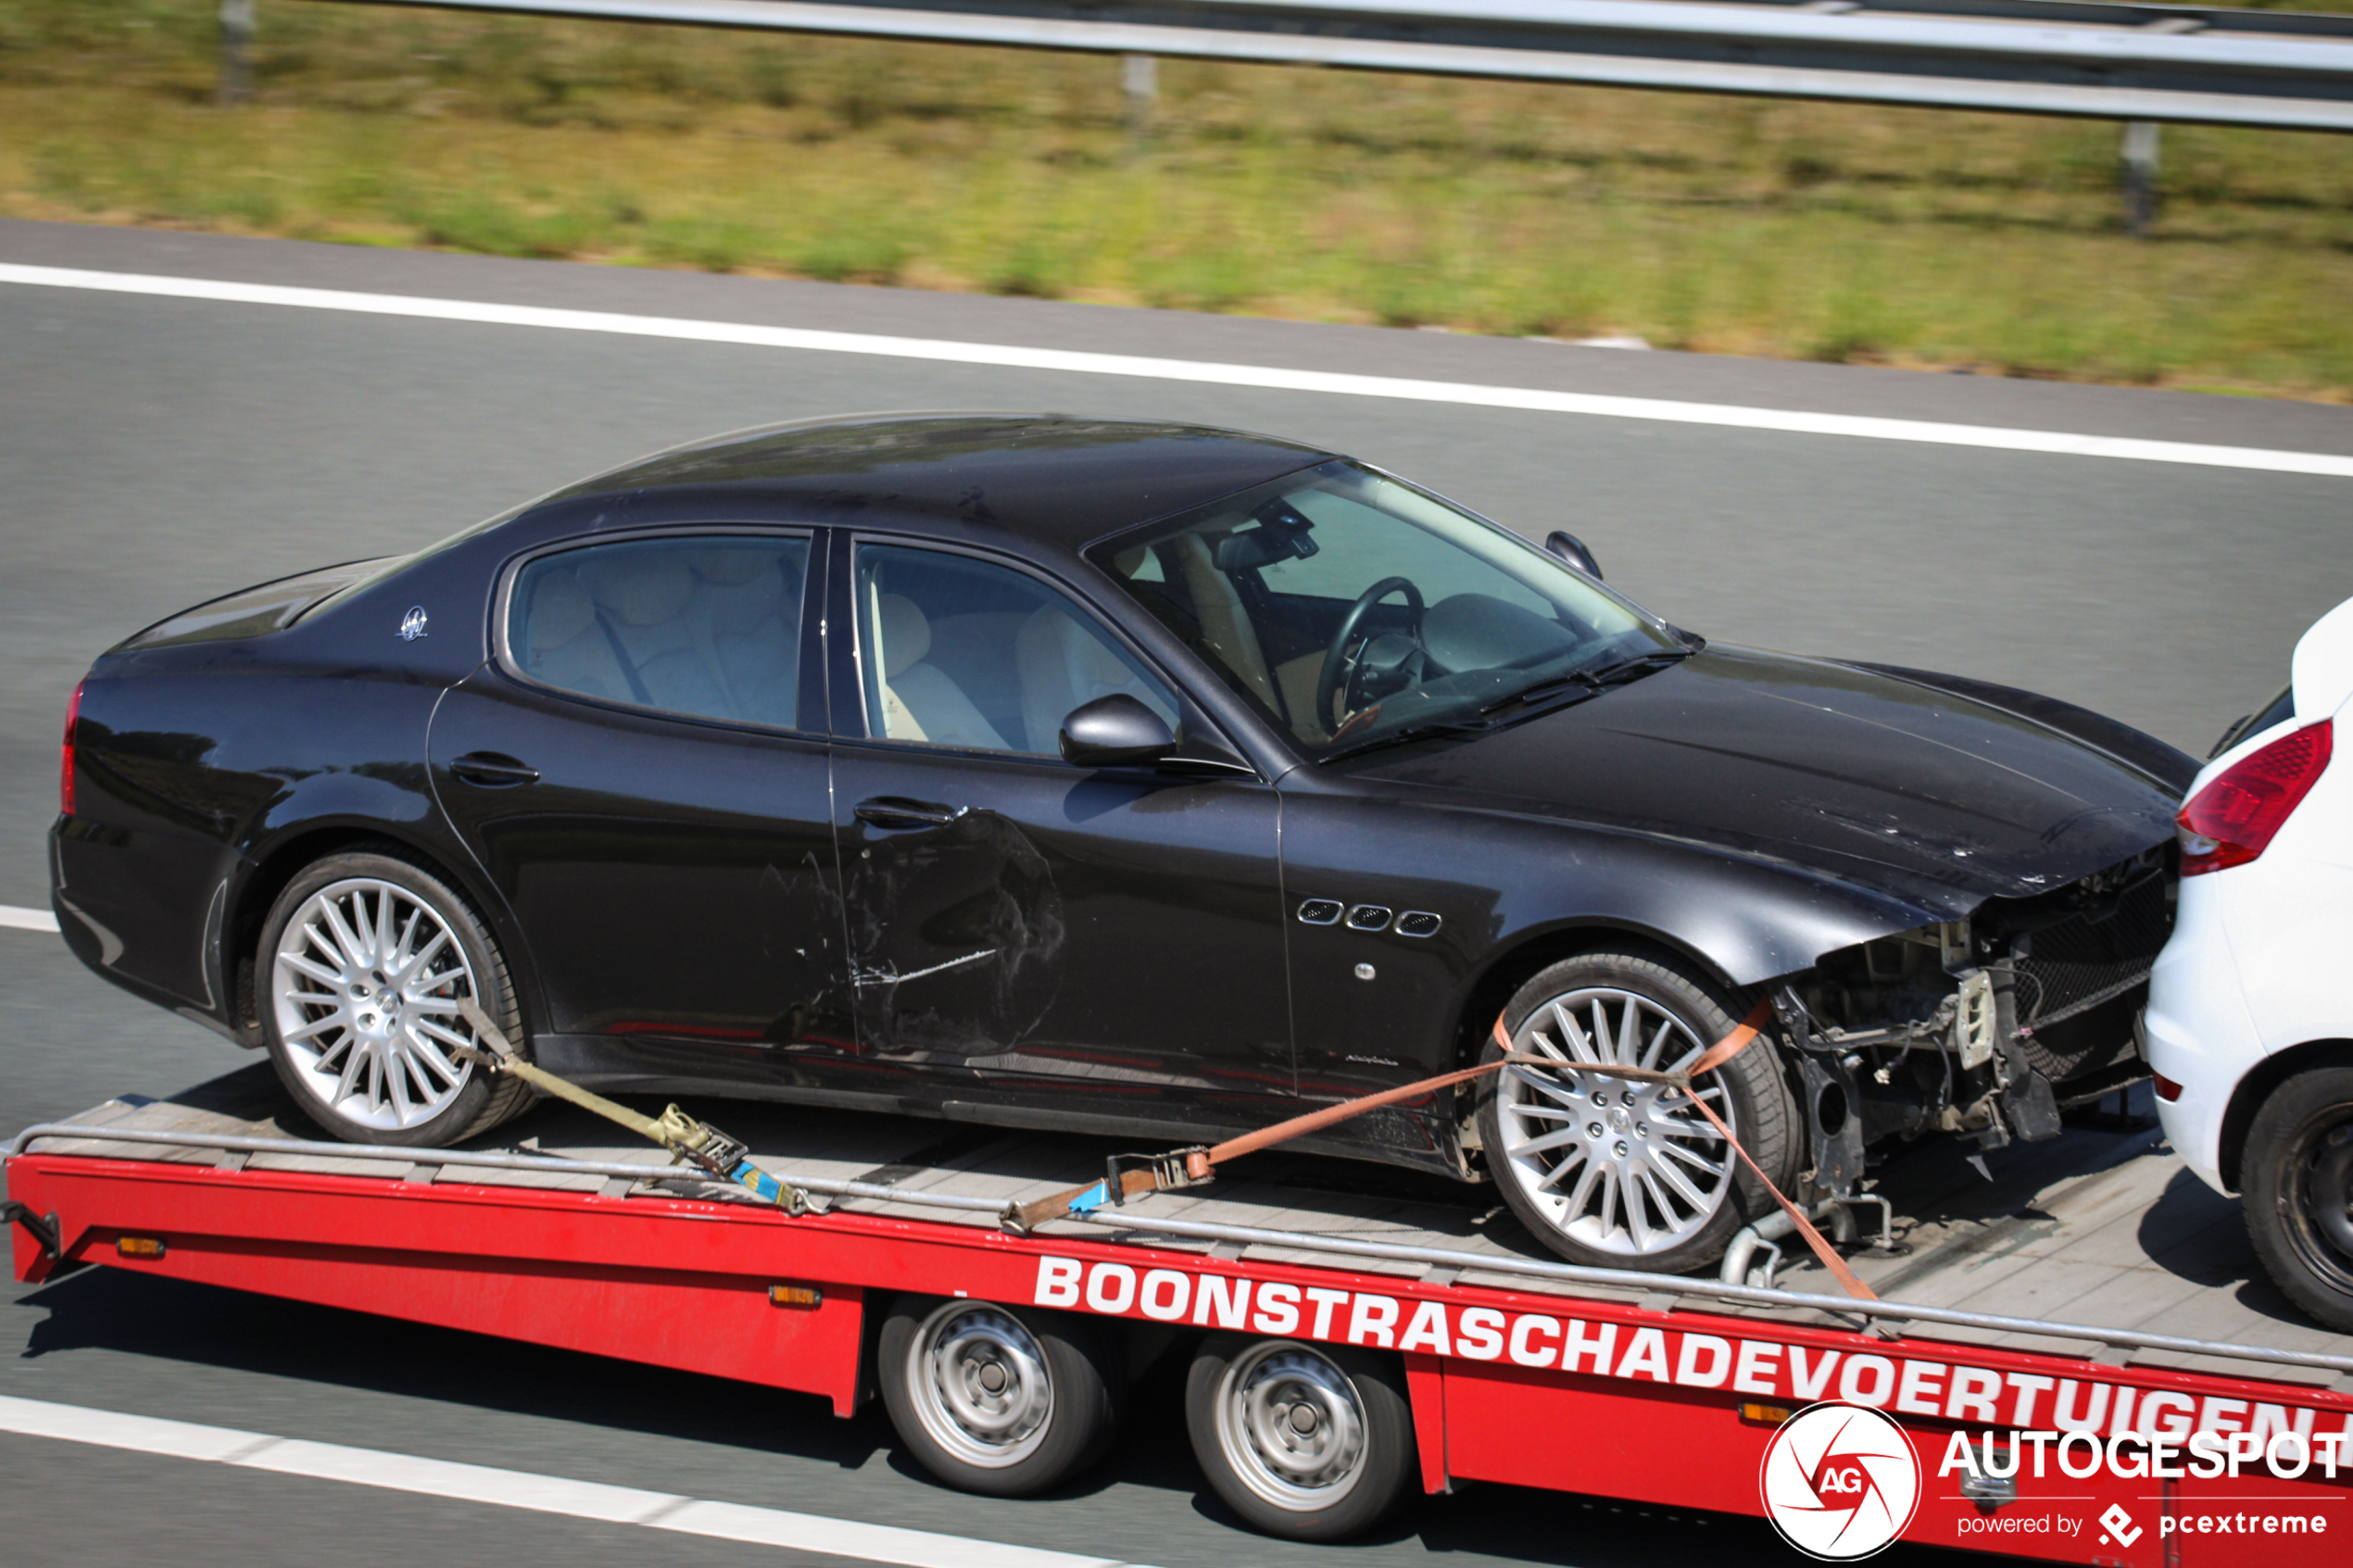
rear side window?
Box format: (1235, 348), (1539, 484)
(509, 535), (810, 729)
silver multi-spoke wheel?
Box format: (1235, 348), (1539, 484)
(905, 1301), (1055, 1469)
(271, 876), (480, 1131)
(1497, 986), (1736, 1259)
(1213, 1342), (1369, 1512)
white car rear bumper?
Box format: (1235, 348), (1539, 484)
(2145, 881), (2264, 1196)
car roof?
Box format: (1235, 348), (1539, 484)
(541, 413), (1335, 552)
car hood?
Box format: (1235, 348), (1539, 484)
(1352, 645), (2189, 906)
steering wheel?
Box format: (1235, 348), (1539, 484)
(1316, 576), (1425, 734)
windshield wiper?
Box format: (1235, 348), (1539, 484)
(1322, 648), (1696, 764)
(1477, 647), (1692, 717)
(1318, 718), (1498, 764)
(1584, 648), (1695, 685)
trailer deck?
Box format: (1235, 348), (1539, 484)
(8, 1067), (2351, 1563)
(31, 1069), (2343, 1383)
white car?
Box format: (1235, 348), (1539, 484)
(2145, 595), (2353, 1332)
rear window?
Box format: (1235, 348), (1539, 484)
(2211, 683), (2296, 759)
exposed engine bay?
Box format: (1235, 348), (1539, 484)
(1780, 844), (2174, 1197)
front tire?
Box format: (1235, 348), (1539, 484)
(1476, 949), (1797, 1274)
(2243, 1066), (2353, 1332)
(877, 1298), (1122, 1497)
(258, 848), (528, 1147)
(1185, 1336), (1416, 1541)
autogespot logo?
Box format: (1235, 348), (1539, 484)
(1760, 1401), (1923, 1561)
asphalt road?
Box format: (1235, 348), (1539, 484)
(4, 216), (2350, 1567)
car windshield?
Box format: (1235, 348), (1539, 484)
(1087, 459), (1685, 760)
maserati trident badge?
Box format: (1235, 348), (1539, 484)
(398, 606), (429, 642)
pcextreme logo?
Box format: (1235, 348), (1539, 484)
(1760, 1401), (1923, 1561)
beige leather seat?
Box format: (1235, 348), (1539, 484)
(521, 564), (629, 700)
(680, 548), (799, 727)
(1016, 606), (1176, 755)
(1168, 535), (1278, 709)
(874, 593), (1009, 750)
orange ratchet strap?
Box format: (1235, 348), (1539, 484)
(1002, 996), (1874, 1301)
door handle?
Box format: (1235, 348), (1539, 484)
(855, 797), (967, 831)
(448, 751), (540, 787)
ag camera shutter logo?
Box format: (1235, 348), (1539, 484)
(1759, 1401), (1922, 1560)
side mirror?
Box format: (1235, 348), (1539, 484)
(1060, 693), (1176, 767)
(1545, 531), (1603, 580)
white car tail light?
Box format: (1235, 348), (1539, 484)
(2176, 719), (2333, 876)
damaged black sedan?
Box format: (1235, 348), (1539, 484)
(52, 414), (2193, 1274)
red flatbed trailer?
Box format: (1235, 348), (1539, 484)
(7, 1084), (2350, 1564)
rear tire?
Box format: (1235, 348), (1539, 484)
(878, 1298), (1122, 1497)
(2243, 1066), (2353, 1333)
(258, 847), (529, 1148)
(1475, 949), (1797, 1274)
(1185, 1335), (1416, 1541)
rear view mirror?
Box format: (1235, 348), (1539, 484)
(1545, 531), (1603, 580)
(1060, 694), (1176, 767)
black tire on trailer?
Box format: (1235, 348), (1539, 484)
(2242, 1065), (2353, 1334)
(1475, 948), (1798, 1275)
(257, 846), (531, 1148)
(877, 1298), (1123, 1497)
(1185, 1335), (1417, 1542)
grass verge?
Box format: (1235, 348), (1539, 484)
(5, 0), (2352, 397)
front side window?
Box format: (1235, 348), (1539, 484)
(1087, 460), (1680, 758)
(509, 534), (809, 728)
(853, 544), (1176, 757)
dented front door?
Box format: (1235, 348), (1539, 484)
(827, 744), (1294, 1134)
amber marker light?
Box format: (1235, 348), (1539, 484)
(1740, 1402), (1793, 1425)
(768, 1285), (823, 1309)
(116, 1236), (167, 1260)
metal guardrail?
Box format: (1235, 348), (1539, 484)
(305, 0), (2353, 131)
(15, 1119), (2353, 1380)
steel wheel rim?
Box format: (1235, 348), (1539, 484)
(2284, 1109), (2353, 1294)
(1214, 1342), (1368, 1511)
(908, 1302), (1053, 1468)
(1498, 986), (1737, 1258)
(271, 877), (480, 1131)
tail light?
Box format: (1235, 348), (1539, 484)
(2176, 717), (2332, 876)
(59, 680), (83, 817)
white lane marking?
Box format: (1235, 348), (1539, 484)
(4, 262), (2349, 479)
(0, 1395), (1144, 1568)
(240, 1436), (686, 1524)
(0, 904), (60, 934)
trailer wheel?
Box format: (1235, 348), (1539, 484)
(2243, 1066), (2353, 1333)
(878, 1298), (1121, 1497)
(258, 848), (530, 1147)
(1185, 1336), (1416, 1541)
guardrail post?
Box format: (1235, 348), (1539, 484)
(2120, 119), (2160, 236)
(219, 0), (256, 105)
(1123, 53), (1158, 148)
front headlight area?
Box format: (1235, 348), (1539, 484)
(1785, 922), (2007, 1174)
(1780, 847), (2173, 1192)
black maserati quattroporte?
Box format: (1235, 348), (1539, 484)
(53, 414), (2195, 1273)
